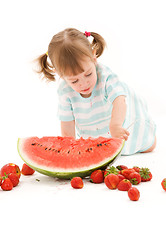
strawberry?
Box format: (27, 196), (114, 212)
(104, 166), (119, 177)
(129, 172), (141, 185)
(132, 166), (140, 173)
(1, 178), (13, 191)
(128, 187), (140, 201)
(161, 178), (166, 191)
(121, 168), (135, 179)
(117, 179), (132, 191)
(21, 163), (35, 175)
(90, 170), (104, 183)
(139, 168), (152, 182)
(8, 173), (19, 187)
(0, 175), (2, 186)
(71, 177), (84, 189)
(116, 165), (128, 171)
(1, 163), (21, 179)
(104, 174), (120, 189)
(117, 174), (125, 182)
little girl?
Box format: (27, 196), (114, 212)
(36, 28), (156, 155)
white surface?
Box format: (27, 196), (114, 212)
(1, 115), (166, 239)
(1, 0), (166, 239)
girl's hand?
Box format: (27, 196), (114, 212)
(109, 124), (130, 141)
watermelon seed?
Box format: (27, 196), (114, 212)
(86, 148), (93, 152)
(31, 143), (36, 146)
(49, 148), (52, 151)
(100, 143), (102, 146)
(68, 150), (70, 154)
(97, 144), (100, 147)
(45, 148), (47, 150)
(104, 143), (107, 146)
(78, 151), (81, 154)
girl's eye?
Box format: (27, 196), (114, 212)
(72, 79), (78, 84)
(86, 72), (92, 77)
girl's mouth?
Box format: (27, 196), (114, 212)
(82, 87), (90, 92)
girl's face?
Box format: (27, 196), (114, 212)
(64, 58), (97, 98)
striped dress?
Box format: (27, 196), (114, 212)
(57, 63), (156, 155)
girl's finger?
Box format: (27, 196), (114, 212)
(120, 134), (128, 141)
(125, 130), (130, 136)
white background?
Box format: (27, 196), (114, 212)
(0, 0), (166, 239)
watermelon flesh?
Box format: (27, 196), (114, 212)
(17, 136), (125, 179)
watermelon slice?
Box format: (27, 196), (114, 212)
(17, 136), (124, 179)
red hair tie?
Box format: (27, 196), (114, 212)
(84, 31), (91, 37)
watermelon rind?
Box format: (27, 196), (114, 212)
(17, 138), (125, 180)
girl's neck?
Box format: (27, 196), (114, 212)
(80, 92), (92, 98)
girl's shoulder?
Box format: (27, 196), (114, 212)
(96, 62), (111, 73)
(96, 62), (117, 84)
(57, 78), (74, 97)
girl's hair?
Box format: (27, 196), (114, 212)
(35, 28), (106, 81)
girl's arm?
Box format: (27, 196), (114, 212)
(61, 120), (76, 138)
(109, 96), (130, 140)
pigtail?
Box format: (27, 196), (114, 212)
(35, 53), (55, 81)
(90, 32), (106, 58)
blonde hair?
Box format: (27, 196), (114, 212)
(35, 28), (106, 81)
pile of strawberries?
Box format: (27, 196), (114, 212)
(0, 163), (35, 191)
(71, 165), (154, 201)
(1, 162), (166, 200)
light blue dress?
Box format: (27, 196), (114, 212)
(57, 63), (156, 155)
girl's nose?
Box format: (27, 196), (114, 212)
(79, 79), (89, 88)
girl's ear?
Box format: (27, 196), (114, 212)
(52, 68), (57, 73)
(92, 49), (97, 63)
(92, 48), (96, 56)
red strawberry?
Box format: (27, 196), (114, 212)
(116, 165), (128, 171)
(104, 166), (119, 177)
(71, 177), (83, 189)
(104, 174), (120, 189)
(21, 163), (35, 175)
(129, 172), (141, 185)
(90, 170), (104, 183)
(8, 173), (19, 187)
(161, 178), (166, 191)
(1, 178), (13, 191)
(117, 174), (125, 182)
(0, 175), (2, 186)
(121, 168), (135, 179)
(133, 166), (140, 173)
(1, 163), (21, 179)
(117, 179), (132, 191)
(139, 168), (152, 182)
(128, 187), (140, 201)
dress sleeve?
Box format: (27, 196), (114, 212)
(57, 88), (75, 121)
(105, 74), (126, 103)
